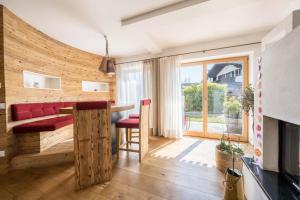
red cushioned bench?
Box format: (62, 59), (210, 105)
(13, 115), (73, 133)
(11, 102), (74, 154)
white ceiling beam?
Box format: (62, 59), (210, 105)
(121, 0), (210, 26)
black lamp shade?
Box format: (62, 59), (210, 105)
(100, 57), (115, 75)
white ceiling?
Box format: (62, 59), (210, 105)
(2, 0), (299, 58)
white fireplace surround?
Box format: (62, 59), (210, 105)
(261, 10), (300, 172)
(243, 10), (300, 200)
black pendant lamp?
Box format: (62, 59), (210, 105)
(100, 35), (115, 75)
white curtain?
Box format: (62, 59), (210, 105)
(117, 57), (183, 138)
(116, 61), (143, 116)
(116, 60), (158, 135)
(143, 59), (158, 136)
(158, 56), (183, 138)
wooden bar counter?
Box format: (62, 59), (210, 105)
(60, 104), (134, 155)
(59, 103), (134, 190)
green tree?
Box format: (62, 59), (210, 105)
(183, 84), (202, 112)
(183, 82), (227, 113)
(207, 83), (227, 114)
(224, 97), (242, 118)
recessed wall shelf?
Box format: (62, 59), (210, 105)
(82, 81), (109, 92)
(23, 70), (61, 90)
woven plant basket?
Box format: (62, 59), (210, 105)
(215, 145), (243, 173)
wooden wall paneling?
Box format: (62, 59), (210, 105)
(0, 5), (8, 174)
(73, 106), (112, 190)
(0, 5), (4, 104)
(0, 5), (116, 173)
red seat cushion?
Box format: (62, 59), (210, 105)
(116, 118), (139, 129)
(13, 116), (73, 134)
(76, 101), (109, 110)
(129, 114), (140, 119)
(141, 99), (151, 105)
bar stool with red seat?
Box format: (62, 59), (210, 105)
(128, 113), (139, 119)
(116, 99), (151, 162)
(128, 101), (149, 138)
(128, 113), (141, 140)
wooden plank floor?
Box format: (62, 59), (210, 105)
(0, 136), (252, 200)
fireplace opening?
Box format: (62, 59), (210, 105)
(279, 120), (300, 192)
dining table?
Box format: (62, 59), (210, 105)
(59, 104), (135, 114)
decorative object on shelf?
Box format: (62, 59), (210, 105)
(254, 56), (263, 168)
(33, 82), (39, 88)
(215, 134), (244, 173)
(99, 35), (115, 75)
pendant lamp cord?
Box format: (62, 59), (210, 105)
(104, 35), (109, 57)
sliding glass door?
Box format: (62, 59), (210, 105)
(181, 56), (248, 142)
(181, 64), (204, 136)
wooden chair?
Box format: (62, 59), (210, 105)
(73, 101), (112, 190)
(116, 99), (151, 162)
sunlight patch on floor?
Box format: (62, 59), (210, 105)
(179, 140), (218, 167)
(149, 136), (251, 168)
(151, 137), (199, 159)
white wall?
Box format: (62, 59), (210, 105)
(117, 32), (267, 144)
(258, 9), (300, 172)
(262, 10), (300, 51)
(262, 25), (300, 126)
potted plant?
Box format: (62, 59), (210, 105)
(215, 134), (244, 173)
(242, 85), (254, 132)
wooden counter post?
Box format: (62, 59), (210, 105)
(73, 101), (112, 190)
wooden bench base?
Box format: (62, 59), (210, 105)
(16, 125), (73, 154)
(11, 139), (74, 170)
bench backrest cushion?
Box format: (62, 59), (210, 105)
(11, 102), (74, 121)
